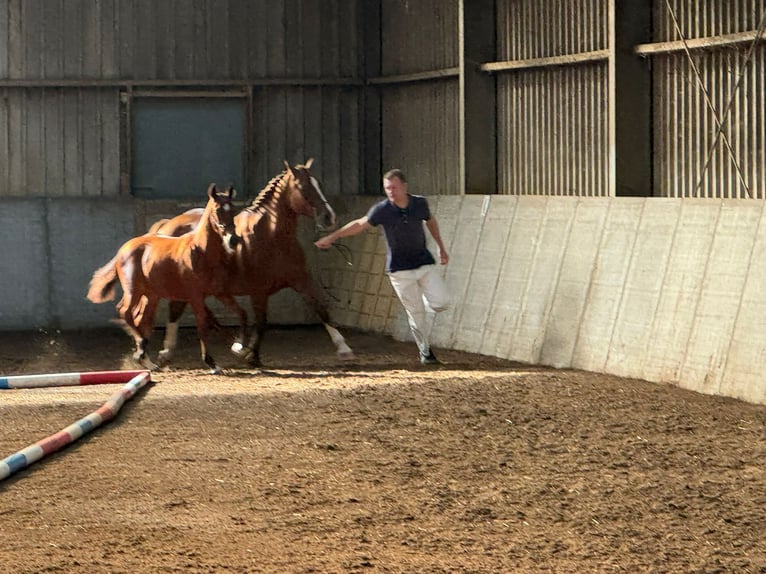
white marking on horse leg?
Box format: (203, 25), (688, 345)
(160, 322), (179, 361)
(324, 323), (354, 359)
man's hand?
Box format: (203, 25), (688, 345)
(314, 236), (334, 250)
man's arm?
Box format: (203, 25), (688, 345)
(425, 217), (449, 265)
(314, 216), (372, 249)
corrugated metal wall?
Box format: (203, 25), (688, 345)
(649, 0), (766, 199)
(377, 0), (460, 196)
(0, 0), (364, 199)
(494, 0), (609, 196)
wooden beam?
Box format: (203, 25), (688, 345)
(635, 29), (765, 56)
(366, 67), (460, 86)
(481, 50), (610, 73)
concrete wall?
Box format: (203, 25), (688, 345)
(2, 195), (765, 406)
(319, 196), (766, 406)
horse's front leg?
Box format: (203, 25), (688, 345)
(214, 295), (250, 358)
(189, 299), (221, 375)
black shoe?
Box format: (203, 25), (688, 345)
(419, 349), (441, 365)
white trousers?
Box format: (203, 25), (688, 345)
(388, 265), (450, 355)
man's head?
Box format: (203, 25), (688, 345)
(383, 169), (408, 204)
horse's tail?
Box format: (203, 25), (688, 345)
(87, 254), (120, 303)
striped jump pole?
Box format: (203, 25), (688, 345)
(0, 370), (151, 481)
(0, 369), (148, 389)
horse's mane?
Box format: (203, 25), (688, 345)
(244, 170), (288, 214)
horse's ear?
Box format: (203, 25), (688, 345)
(305, 158), (314, 169)
(283, 160), (292, 174)
(226, 186), (236, 199)
(207, 183), (218, 198)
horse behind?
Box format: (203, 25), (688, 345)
(87, 184), (239, 373)
(153, 159), (354, 367)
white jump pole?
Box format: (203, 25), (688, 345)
(0, 370), (151, 481)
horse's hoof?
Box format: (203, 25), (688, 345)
(208, 367), (223, 375)
(247, 356), (262, 368)
(337, 350), (355, 361)
(143, 359), (161, 371)
(157, 351), (172, 368)
(231, 341), (249, 356)
(232, 342), (254, 362)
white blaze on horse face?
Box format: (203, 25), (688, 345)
(310, 176), (336, 227)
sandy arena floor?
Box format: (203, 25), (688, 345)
(1, 325), (765, 573)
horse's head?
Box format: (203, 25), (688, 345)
(284, 158), (337, 232)
(207, 184), (240, 251)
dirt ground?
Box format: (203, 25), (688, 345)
(0, 325), (765, 574)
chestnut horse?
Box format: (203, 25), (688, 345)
(152, 159), (354, 366)
(87, 184), (239, 373)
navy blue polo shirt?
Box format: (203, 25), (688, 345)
(366, 194), (436, 272)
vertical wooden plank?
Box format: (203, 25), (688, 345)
(81, 90), (101, 196)
(0, 89), (9, 192)
(133, 0), (156, 79)
(321, 88), (341, 191)
(0, 0), (8, 78)
(208, 0), (230, 78)
(63, 90), (82, 196)
(302, 86), (323, 174)
(320, 0), (340, 77)
(8, 0), (22, 78)
(154, 0), (175, 79)
(63, 0), (83, 78)
(284, 0), (302, 77)
(286, 88), (305, 163)
(82, 0), (101, 78)
(339, 88), (361, 195)
(42, 0), (64, 79)
(265, 88), (288, 175)
(301, 0), (321, 77)
(247, 0), (268, 78)
(117, 0), (134, 78)
(8, 90), (23, 194)
(101, 90), (121, 196)
(250, 87), (269, 192)
(100, 0), (118, 78)
(266, 0), (286, 76)
(174, 0), (194, 80)
(25, 89), (44, 193)
(43, 89), (65, 195)
(22, 0), (42, 79)
(191, 0), (208, 79)
(362, 0), (381, 194)
(226, 0), (248, 79)
(338, 0), (360, 78)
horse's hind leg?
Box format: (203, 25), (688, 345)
(119, 294), (160, 371)
(243, 298), (267, 367)
(134, 297), (161, 371)
(159, 300), (187, 364)
(295, 279), (354, 360)
(189, 299), (221, 374)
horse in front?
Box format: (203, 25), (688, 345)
(87, 184), (239, 373)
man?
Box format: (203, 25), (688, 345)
(314, 169), (450, 365)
